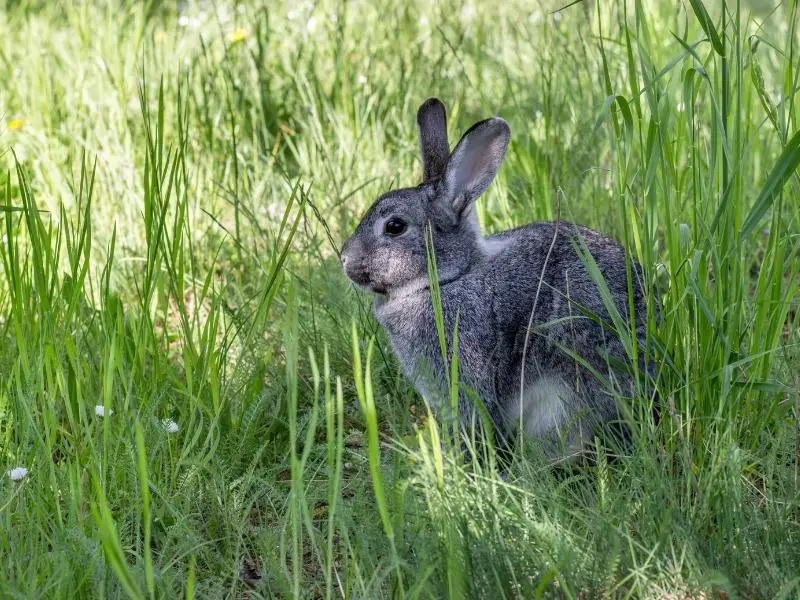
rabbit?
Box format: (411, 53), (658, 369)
(341, 98), (651, 459)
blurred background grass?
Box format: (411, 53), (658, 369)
(1, 0), (799, 597)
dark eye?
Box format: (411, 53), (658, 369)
(384, 218), (407, 236)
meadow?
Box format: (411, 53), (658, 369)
(1, 0), (799, 597)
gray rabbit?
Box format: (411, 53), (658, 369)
(342, 98), (651, 459)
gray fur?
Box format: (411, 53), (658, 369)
(341, 98), (650, 458)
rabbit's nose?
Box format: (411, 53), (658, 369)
(340, 238), (356, 266)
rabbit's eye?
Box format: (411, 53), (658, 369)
(384, 218), (407, 236)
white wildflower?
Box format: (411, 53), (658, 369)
(7, 467), (28, 481)
(162, 419), (180, 434)
(95, 405), (113, 417)
(178, 15), (190, 27)
(419, 15), (429, 27)
(357, 73), (367, 86)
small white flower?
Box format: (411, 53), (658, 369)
(306, 15), (319, 34)
(357, 73), (367, 86)
(162, 419), (180, 434)
(7, 467), (28, 481)
(95, 405), (113, 417)
(419, 15), (429, 27)
(178, 15), (190, 27)
(460, 3), (476, 21)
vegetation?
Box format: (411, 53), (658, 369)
(1, 0), (798, 597)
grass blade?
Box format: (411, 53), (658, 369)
(741, 127), (800, 237)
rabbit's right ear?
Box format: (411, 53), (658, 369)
(417, 98), (450, 182)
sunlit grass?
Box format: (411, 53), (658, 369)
(1, 0), (799, 597)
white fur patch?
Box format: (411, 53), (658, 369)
(507, 375), (572, 437)
(481, 236), (513, 257)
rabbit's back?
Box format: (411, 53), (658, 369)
(483, 221), (648, 350)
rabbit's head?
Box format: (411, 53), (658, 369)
(341, 98), (510, 296)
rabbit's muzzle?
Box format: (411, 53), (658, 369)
(341, 240), (374, 289)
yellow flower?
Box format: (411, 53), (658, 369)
(230, 27), (248, 44)
(8, 119), (23, 130)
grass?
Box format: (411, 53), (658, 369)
(1, 0), (799, 597)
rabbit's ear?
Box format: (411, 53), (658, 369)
(443, 118), (510, 214)
(417, 98), (450, 182)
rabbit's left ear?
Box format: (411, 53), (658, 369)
(443, 118), (510, 215)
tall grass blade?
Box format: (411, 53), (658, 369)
(688, 0), (725, 56)
(741, 128), (800, 237)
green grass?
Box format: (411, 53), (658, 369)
(1, 0), (799, 597)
